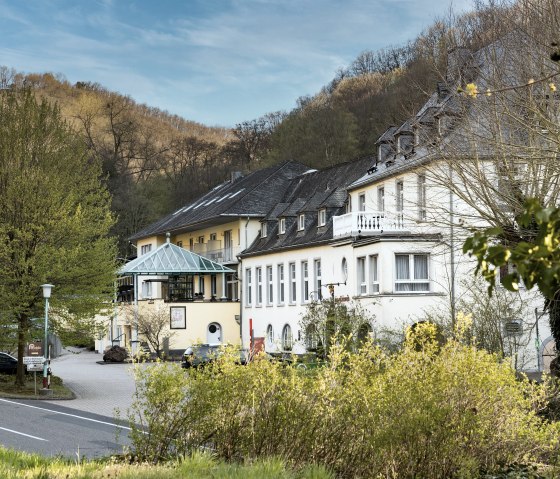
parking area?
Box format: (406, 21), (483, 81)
(44, 348), (147, 418)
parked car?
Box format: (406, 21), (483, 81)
(181, 344), (249, 369)
(0, 352), (18, 374)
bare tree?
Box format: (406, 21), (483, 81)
(135, 306), (176, 359)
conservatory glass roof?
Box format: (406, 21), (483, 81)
(119, 240), (235, 275)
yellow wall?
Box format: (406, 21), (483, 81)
(119, 299), (241, 351)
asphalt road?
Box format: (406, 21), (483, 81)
(0, 397), (132, 458)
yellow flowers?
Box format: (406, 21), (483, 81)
(465, 83), (479, 97)
(550, 82), (557, 92)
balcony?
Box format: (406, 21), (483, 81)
(333, 211), (409, 238)
(189, 245), (241, 264)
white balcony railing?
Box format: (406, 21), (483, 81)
(333, 211), (408, 238)
(192, 246), (241, 264)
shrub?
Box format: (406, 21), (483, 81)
(128, 342), (560, 477)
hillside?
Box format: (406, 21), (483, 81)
(0, 1), (526, 255)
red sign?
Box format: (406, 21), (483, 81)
(27, 342), (43, 357)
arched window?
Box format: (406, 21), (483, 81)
(266, 324), (274, 346)
(305, 324), (321, 351)
(282, 324), (293, 351)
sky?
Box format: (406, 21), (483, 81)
(0, 0), (474, 128)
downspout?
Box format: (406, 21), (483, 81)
(241, 216), (250, 348)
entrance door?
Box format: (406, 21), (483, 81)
(207, 322), (222, 344)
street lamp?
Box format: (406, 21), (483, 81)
(41, 284), (54, 392)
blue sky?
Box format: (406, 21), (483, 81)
(0, 0), (473, 127)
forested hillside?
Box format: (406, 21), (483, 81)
(1, 0), (541, 255)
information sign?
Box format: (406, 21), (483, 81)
(23, 356), (45, 365)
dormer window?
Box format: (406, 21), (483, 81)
(279, 218), (286, 234)
(318, 209), (326, 227)
(298, 214), (305, 231)
(261, 222), (267, 238)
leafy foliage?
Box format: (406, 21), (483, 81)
(128, 339), (559, 477)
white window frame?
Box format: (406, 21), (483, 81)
(245, 268), (252, 306)
(358, 193), (366, 212)
(277, 264), (285, 305)
(210, 275), (217, 297)
(377, 187), (385, 213)
(141, 280), (152, 299)
(396, 180), (404, 213)
(394, 254), (430, 292)
(140, 244), (152, 256)
(198, 276), (205, 296)
(357, 257), (367, 295)
(209, 233), (217, 241)
(369, 255), (379, 293)
(256, 267), (263, 306)
(418, 174), (427, 221)
(289, 262), (296, 304)
(266, 324), (274, 346)
(318, 209), (326, 227)
(314, 259), (322, 300)
(261, 222), (267, 238)
(282, 324), (293, 351)
(279, 218), (286, 234)
(301, 261), (309, 303)
(266, 265), (273, 305)
(298, 214), (305, 231)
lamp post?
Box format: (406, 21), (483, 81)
(41, 284), (54, 391)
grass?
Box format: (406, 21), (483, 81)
(0, 373), (74, 399)
(0, 447), (334, 479)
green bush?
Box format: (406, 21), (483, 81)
(128, 342), (560, 478)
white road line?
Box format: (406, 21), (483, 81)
(0, 426), (48, 441)
(0, 398), (132, 431)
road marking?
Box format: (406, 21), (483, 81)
(0, 398), (132, 431)
(0, 426), (48, 441)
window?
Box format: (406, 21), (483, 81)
(279, 218), (286, 234)
(198, 236), (205, 244)
(418, 174), (426, 220)
(377, 187), (385, 213)
(395, 254), (429, 292)
(141, 281), (152, 298)
(357, 257), (367, 295)
(266, 324), (274, 346)
(369, 255), (379, 293)
(189, 238), (194, 249)
(209, 233), (217, 241)
(261, 222), (267, 238)
(358, 193), (366, 211)
(314, 259), (322, 300)
(396, 180), (404, 213)
(245, 268), (252, 305)
(278, 264), (285, 304)
(396, 180), (404, 226)
(301, 261), (309, 303)
(266, 266), (273, 305)
(289, 262), (296, 304)
(198, 276), (205, 296)
(140, 244), (152, 255)
(318, 209), (326, 227)
(341, 257), (348, 282)
(211, 275), (217, 297)
(256, 267), (263, 306)
(282, 324), (293, 351)
(176, 240), (183, 248)
(298, 214), (305, 231)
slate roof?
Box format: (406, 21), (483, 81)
(241, 157), (372, 257)
(130, 161), (310, 240)
(120, 240), (234, 275)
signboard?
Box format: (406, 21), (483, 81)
(23, 356), (45, 365)
(27, 364), (43, 372)
(26, 341), (43, 357)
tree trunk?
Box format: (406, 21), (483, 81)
(15, 315), (26, 387)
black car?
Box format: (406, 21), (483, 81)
(181, 344), (249, 369)
(0, 352), (18, 374)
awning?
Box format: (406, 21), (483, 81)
(119, 240), (235, 275)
